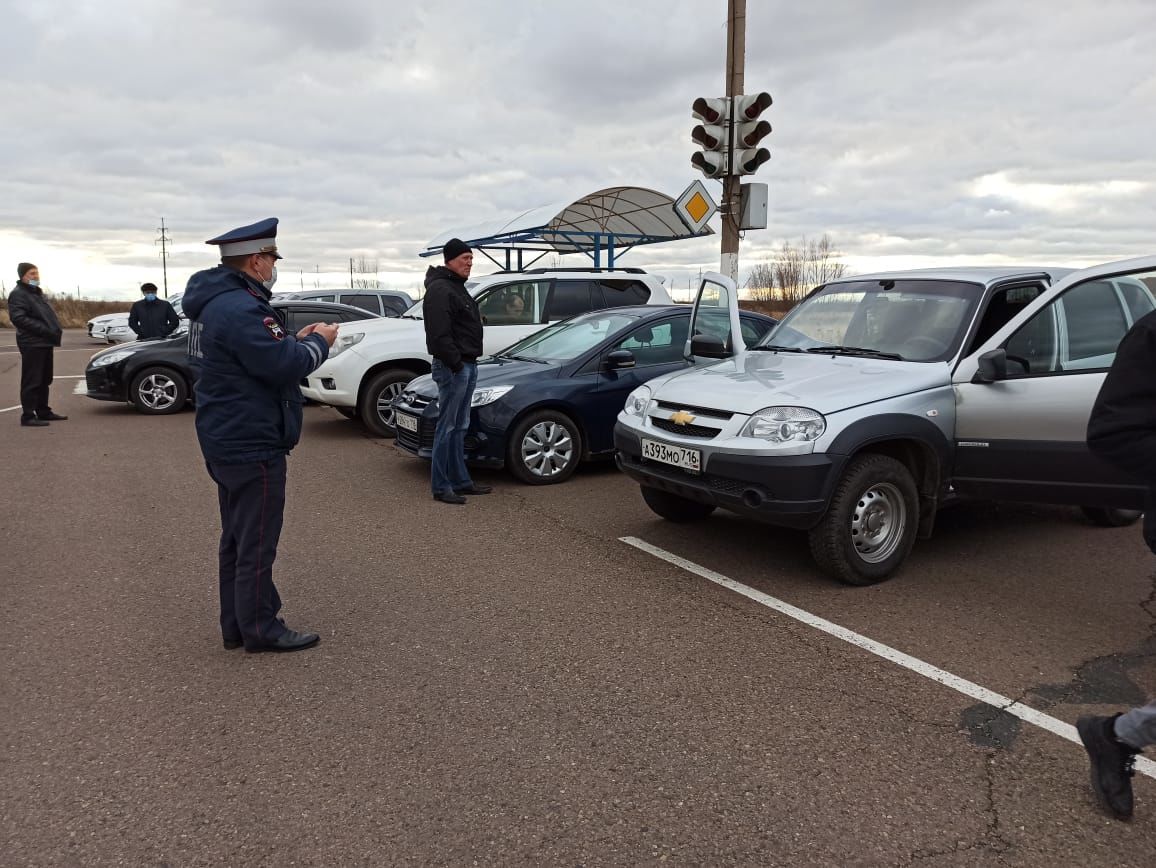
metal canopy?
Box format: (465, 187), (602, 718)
(420, 186), (714, 271)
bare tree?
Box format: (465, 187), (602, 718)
(352, 257), (380, 289)
(746, 234), (847, 304)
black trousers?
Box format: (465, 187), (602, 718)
(19, 346), (54, 419)
(205, 456), (288, 646)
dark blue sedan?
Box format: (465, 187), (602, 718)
(391, 305), (776, 484)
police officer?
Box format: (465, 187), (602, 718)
(128, 282), (180, 340)
(183, 218), (338, 653)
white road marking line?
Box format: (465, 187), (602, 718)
(0, 348), (99, 353)
(1, 405), (22, 413)
(619, 536), (1156, 779)
(54, 375), (85, 379)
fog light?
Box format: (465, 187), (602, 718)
(321, 378), (336, 390)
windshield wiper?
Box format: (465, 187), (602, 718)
(401, 314), (421, 320)
(804, 345), (905, 361)
(749, 344), (806, 353)
(497, 353), (547, 363)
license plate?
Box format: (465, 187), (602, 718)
(395, 412), (419, 433)
(641, 438), (701, 473)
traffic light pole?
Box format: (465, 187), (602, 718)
(721, 0), (745, 285)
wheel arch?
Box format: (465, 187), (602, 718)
(357, 358), (431, 408)
(507, 400), (591, 459)
(827, 415), (953, 538)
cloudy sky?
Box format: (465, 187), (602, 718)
(2, 0), (1154, 300)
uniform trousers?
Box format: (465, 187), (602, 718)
(19, 346), (54, 420)
(205, 456), (288, 645)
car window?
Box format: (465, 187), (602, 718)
(739, 315), (772, 348)
(1117, 278), (1156, 324)
(612, 317), (690, 367)
(476, 280), (549, 325)
(500, 311), (640, 362)
(598, 279), (652, 308)
(1003, 275), (1154, 375)
(545, 281), (595, 321)
(340, 294), (381, 314)
(340, 308), (373, 322)
(693, 281), (736, 352)
(382, 297), (409, 316)
(966, 283), (1046, 355)
(283, 310), (313, 333)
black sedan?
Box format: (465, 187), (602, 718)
(391, 305), (776, 484)
(83, 300), (380, 414)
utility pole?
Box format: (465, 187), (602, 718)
(155, 217), (172, 297)
(721, 0), (745, 285)
(349, 257), (354, 289)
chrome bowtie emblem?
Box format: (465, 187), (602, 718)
(669, 410), (696, 426)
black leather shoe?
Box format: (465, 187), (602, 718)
(1077, 713), (1139, 820)
(433, 490), (468, 504)
(20, 417), (49, 427)
(244, 628), (320, 653)
(454, 483), (493, 495)
(223, 638), (243, 650)
(38, 412), (68, 421)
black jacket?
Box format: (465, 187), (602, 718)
(7, 281), (63, 349)
(1087, 309), (1156, 483)
(423, 265), (482, 371)
(129, 297), (181, 339)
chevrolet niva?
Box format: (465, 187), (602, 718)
(614, 258), (1156, 585)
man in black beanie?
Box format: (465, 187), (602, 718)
(7, 262), (66, 427)
(422, 239), (491, 504)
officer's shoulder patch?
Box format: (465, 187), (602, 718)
(263, 316), (286, 341)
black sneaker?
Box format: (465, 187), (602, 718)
(20, 417), (49, 427)
(433, 490), (467, 505)
(1077, 714), (1139, 820)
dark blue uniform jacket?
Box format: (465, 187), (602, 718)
(184, 265), (329, 464)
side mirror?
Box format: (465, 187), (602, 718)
(605, 349), (636, 370)
(972, 348), (1008, 384)
(690, 333), (729, 359)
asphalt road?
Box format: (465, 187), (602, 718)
(3, 330), (1156, 866)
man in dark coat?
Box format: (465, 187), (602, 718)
(184, 218), (338, 653)
(128, 282), (181, 340)
(422, 238), (491, 504)
(7, 262), (66, 427)
(1077, 305), (1156, 821)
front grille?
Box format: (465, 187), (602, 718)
(649, 418), (720, 439)
(654, 400), (733, 420)
(396, 416), (436, 451)
(707, 476), (750, 496)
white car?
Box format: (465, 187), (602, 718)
(300, 268), (673, 436)
(87, 293), (186, 344)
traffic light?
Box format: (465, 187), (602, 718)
(691, 97), (729, 179)
(731, 92), (772, 176)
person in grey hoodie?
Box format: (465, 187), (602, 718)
(7, 262), (65, 427)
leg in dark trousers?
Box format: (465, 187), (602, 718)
(205, 457), (288, 646)
(18, 346), (54, 420)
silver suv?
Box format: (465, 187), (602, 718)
(614, 258), (1156, 585)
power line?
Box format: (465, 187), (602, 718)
(155, 218), (172, 298)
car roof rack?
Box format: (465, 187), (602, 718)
(484, 266), (647, 276)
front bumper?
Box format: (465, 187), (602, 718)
(392, 398), (505, 468)
(614, 424), (842, 530)
(84, 365), (128, 402)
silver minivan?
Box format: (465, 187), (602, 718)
(614, 257), (1156, 585)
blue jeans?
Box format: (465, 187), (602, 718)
(430, 360), (476, 495)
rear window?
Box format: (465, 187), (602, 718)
(598, 279), (651, 307)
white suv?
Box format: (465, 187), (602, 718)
(300, 268), (673, 436)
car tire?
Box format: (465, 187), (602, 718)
(335, 407), (357, 420)
(507, 409), (583, 485)
(1079, 506), (1142, 528)
(808, 454), (919, 586)
(129, 366), (188, 415)
(639, 485), (716, 522)
(359, 369), (415, 437)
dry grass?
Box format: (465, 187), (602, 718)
(0, 297), (132, 329)
(739, 299), (795, 320)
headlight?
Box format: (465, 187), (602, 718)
(623, 385), (652, 416)
(328, 331), (364, 358)
(91, 349), (136, 368)
(471, 385), (514, 407)
(107, 325), (128, 333)
(742, 406), (826, 442)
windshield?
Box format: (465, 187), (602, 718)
(760, 279), (982, 362)
(496, 312), (640, 363)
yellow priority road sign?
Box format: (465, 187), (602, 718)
(674, 180), (718, 234)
